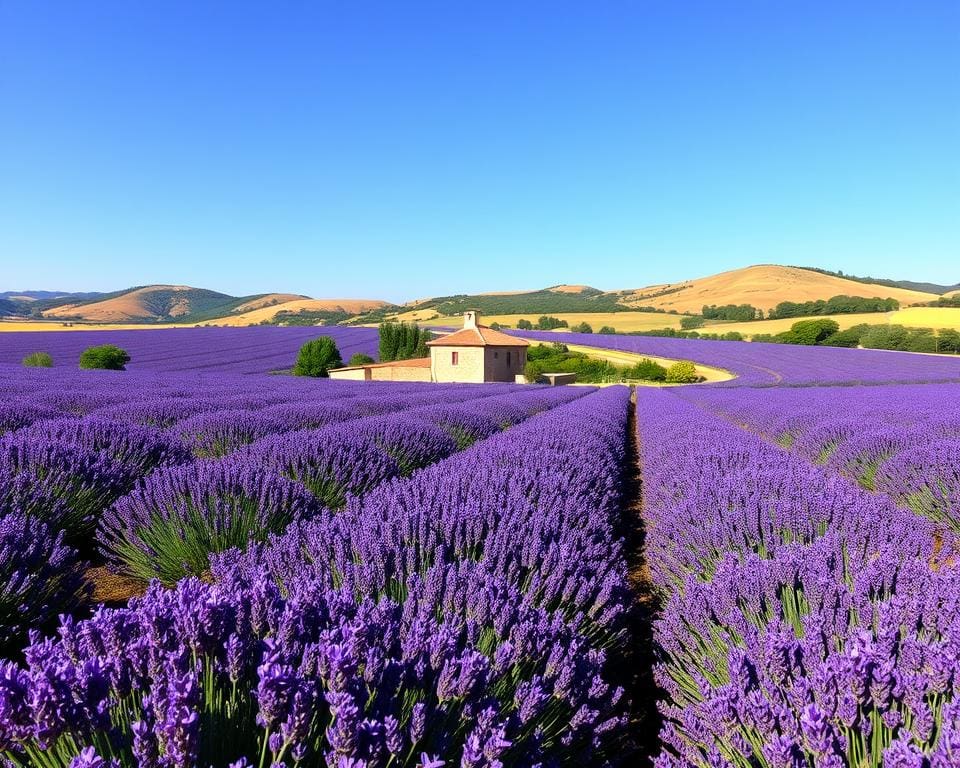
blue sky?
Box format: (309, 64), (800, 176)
(1, 2), (957, 301)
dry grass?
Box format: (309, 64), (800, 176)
(619, 265), (939, 314)
(230, 293), (307, 313)
(709, 306), (960, 337)
(44, 285), (197, 322)
(85, 566), (147, 604)
(215, 298), (391, 326)
(418, 312), (691, 332)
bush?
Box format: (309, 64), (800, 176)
(516, 318), (533, 330)
(624, 358), (667, 381)
(598, 326), (616, 334)
(292, 336), (343, 377)
(21, 352), (52, 368)
(100, 458), (322, 584)
(78, 344), (130, 370)
(536, 315), (568, 330)
(680, 316), (705, 330)
(665, 360), (699, 383)
(348, 352), (376, 366)
(778, 319), (841, 345)
(0, 512), (86, 655)
(570, 322), (593, 334)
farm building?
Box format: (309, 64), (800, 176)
(329, 311), (528, 383)
(427, 311), (528, 383)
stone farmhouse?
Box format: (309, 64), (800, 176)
(329, 311), (529, 383)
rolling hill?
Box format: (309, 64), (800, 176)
(617, 265), (940, 314)
(2, 265), (954, 328)
(41, 285), (263, 323)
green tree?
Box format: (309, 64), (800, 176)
(292, 336), (343, 377)
(665, 360), (699, 383)
(680, 316), (705, 330)
(516, 318), (533, 330)
(598, 326), (616, 334)
(378, 322), (431, 362)
(779, 319), (841, 345)
(79, 344), (130, 370)
(570, 322), (593, 333)
(22, 352), (53, 368)
(348, 353), (375, 366)
(623, 358), (667, 381)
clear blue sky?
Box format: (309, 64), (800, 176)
(1, 2), (957, 301)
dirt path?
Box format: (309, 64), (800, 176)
(613, 386), (663, 759)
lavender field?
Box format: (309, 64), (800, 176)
(0, 328), (959, 767)
(0, 326), (379, 374)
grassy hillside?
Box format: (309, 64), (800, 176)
(795, 267), (960, 296)
(698, 306), (960, 338)
(416, 311), (692, 333)
(617, 265), (939, 314)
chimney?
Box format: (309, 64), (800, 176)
(464, 310), (479, 329)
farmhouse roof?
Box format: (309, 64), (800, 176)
(426, 326), (529, 348)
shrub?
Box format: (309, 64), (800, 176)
(292, 336), (342, 377)
(0, 432), (128, 548)
(348, 352), (376, 366)
(516, 318), (533, 330)
(21, 352), (52, 368)
(570, 322), (593, 333)
(78, 344), (130, 370)
(778, 318), (841, 345)
(598, 326), (616, 334)
(0, 511), (87, 655)
(251, 426), (400, 509)
(679, 316), (705, 330)
(665, 360), (699, 383)
(536, 315), (568, 330)
(624, 358), (668, 381)
(100, 458), (322, 584)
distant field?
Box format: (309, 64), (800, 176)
(556, 342), (735, 384)
(706, 306), (960, 337)
(418, 312), (691, 332)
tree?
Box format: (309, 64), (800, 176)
(665, 360), (699, 383)
(79, 344), (130, 370)
(22, 352), (53, 368)
(516, 319), (533, 330)
(570, 322), (593, 334)
(378, 322), (432, 362)
(779, 319), (841, 345)
(680, 316), (705, 330)
(293, 336), (343, 377)
(598, 326), (616, 335)
(348, 353), (375, 366)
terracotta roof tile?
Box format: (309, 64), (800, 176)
(426, 326), (529, 348)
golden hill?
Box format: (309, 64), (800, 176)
(216, 298), (392, 326)
(620, 265), (939, 314)
(231, 293), (308, 313)
(44, 285), (207, 322)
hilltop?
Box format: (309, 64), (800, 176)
(1, 266), (954, 329)
(616, 265), (940, 315)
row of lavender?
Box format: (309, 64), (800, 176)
(0, 326), (379, 373)
(511, 330), (960, 387)
(682, 383), (960, 533)
(637, 389), (960, 768)
(0, 366), (586, 651)
(0, 385), (633, 767)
